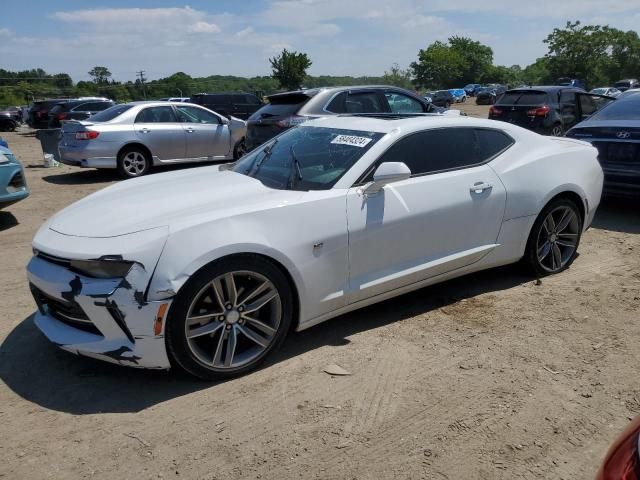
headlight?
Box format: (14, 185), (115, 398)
(70, 258), (134, 279)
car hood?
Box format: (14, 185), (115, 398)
(48, 166), (300, 238)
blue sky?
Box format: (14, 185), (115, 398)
(2, 1), (640, 82)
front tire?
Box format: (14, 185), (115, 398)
(117, 146), (151, 179)
(166, 255), (293, 380)
(233, 139), (247, 160)
(522, 198), (583, 277)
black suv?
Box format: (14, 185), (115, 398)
(245, 86), (442, 150)
(28, 99), (69, 129)
(488, 86), (614, 136)
(475, 85), (507, 105)
(189, 93), (263, 120)
(613, 79), (640, 92)
(424, 90), (455, 108)
(47, 98), (115, 128)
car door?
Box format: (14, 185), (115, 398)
(576, 92), (615, 121)
(345, 127), (510, 302)
(175, 104), (231, 159)
(134, 106), (186, 160)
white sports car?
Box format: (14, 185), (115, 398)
(27, 114), (603, 379)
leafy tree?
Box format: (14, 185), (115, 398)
(269, 49), (312, 90)
(544, 21), (640, 87)
(382, 63), (413, 89)
(411, 41), (464, 89)
(521, 58), (552, 85)
(448, 36), (493, 85)
(88, 66), (112, 85)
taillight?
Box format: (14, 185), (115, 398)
(75, 131), (99, 140)
(489, 106), (502, 116)
(276, 115), (311, 128)
(527, 105), (550, 117)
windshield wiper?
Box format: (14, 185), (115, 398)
(288, 145), (303, 189)
(247, 139), (278, 177)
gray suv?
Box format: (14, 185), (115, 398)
(245, 86), (441, 150)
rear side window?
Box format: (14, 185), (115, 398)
(135, 106), (178, 123)
(250, 100), (308, 119)
(560, 90), (576, 104)
(89, 104), (134, 122)
(369, 127), (513, 178)
(498, 91), (548, 105)
(326, 91), (387, 114)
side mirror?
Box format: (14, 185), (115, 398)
(364, 162), (411, 195)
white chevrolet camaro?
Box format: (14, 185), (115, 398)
(27, 114), (603, 379)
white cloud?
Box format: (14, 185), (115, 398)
(188, 21), (221, 34)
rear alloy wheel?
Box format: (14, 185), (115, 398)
(117, 147), (151, 179)
(523, 198), (582, 277)
(166, 256), (293, 379)
(550, 123), (564, 137)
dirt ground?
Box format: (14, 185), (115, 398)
(1, 104), (639, 480)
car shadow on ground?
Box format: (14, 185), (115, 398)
(42, 169), (119, 185)
(591, 196), (640, 234)
(0, 264), (531, 415)
(0, 211), (18, 231)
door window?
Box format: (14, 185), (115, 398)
(559, 90), (576, 105)
(175, 105), (221, 124)
(362, 128), (513, 180)
(135, 106), (178, 123)
(385, 93), (425, 113)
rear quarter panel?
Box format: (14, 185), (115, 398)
(490, 134), (603, 225)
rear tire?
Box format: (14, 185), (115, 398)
(117, 146), (151, 179)
(166, 255), (293, 380)
(444, 101), (451, 109)
(549, 123), (564, 137)
(522, 197), (583, 277)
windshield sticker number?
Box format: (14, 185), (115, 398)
(330, 135), (372, 148)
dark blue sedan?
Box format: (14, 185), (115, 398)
(566, 92), (640, 197)
(0, 144), (29, 209)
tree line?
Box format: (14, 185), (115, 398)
(1, 21), (639, 107)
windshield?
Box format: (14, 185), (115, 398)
(589, 97), (640, 121)
(232, 126), (384, 191)
(89, 104), (133, 122)
(591, 88), (607, 95)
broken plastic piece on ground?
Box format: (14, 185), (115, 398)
(323, 364), (351, 376)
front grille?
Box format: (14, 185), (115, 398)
(593, 141), (640, 166)
(30, 283), (102, 336)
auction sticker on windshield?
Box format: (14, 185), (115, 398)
(331, 135), (373, 148)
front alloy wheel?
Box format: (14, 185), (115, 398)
(166, 256), (293, 379)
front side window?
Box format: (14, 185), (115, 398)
(385, 93), (424, 113)
(175, 105), (220, 124)
(232, 126), (384, 191)
(135, 106), (178, 123)
(363, 127), (513, 180)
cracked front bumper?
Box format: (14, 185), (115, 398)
(27, 255), (172, 369)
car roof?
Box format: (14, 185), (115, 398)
(302, 113), (524, 136)
(268, 85), (413, 99)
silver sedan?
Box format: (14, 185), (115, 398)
(58, 101), (247, 178)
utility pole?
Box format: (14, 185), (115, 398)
(136, 70), (147, 99)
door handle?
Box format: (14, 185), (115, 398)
(139, 128), (150, 134)
(470, 182), (493, 194)
(185, 128), (195, 133)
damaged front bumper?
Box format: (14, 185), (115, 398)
(27, 254), (173, 369)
